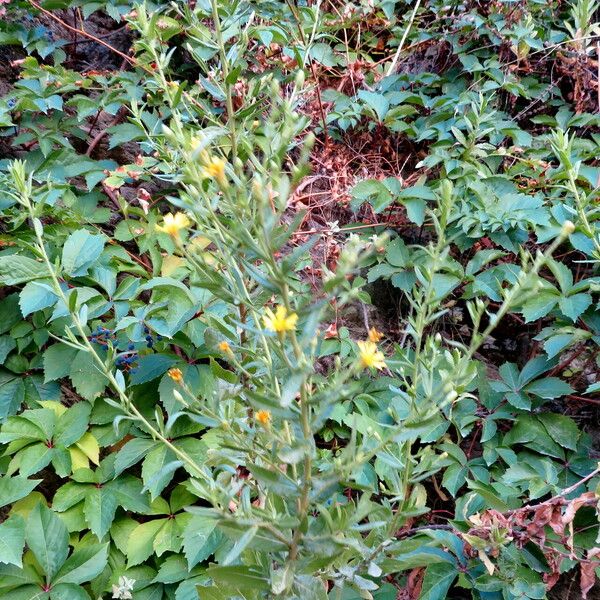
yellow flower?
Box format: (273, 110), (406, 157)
(201, 156), (227, 185)
(155, 212), (190, 238)
(357, 340), (386, 371)
(218, 340), (233, 356)
(263, 305), (298, 333)
(167, 368), (183, 383)
(255, 409), (271, 426)
(368, 327), (384, 343)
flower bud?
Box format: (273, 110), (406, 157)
(561, 220), (575, 235)
(295, 69), (305, 89)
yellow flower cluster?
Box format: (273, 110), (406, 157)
(201, 156), (227, 186)
(263, 305), (297, 333)
(357, 340), (386, 371)
(167, 368), (183, 383)
(155, 212), (190, 238)
(218, 340), (233, 356)
(255, 409), (271, 426)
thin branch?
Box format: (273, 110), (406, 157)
(385, 0), (422, 77)
(28, 0), (140, 69)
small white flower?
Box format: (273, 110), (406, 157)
(112, 576), (135, 599)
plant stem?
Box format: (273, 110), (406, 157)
(209, 0), (238, 159)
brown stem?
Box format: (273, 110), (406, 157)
(28, 0), (141, 69)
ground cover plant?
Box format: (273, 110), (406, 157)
(0, 0), (599, 598)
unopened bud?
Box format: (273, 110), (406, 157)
(561, 220), (575, 235)
(295, 69), (305, 88)
(173, 390), (186, 405)
(446, 390), (458, 402)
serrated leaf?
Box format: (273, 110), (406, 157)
(0, 335), (16, 365)
(183, 516), (222, 569)
(115, 437), (156, 475)
(521, 291), (558, 322)
(558, 293), (592, 321)
(61, 229), (105, 277)
(43, 345), (79, 383)
(0, 516), (25, 567)
(141, 444), (183, 500)
(0, 370), (25, 421)
(107, 123), (144, 149)
(126, 519), (165, 567)
(83, 486), (118, 540)
(25, 503), (69, 582)
(69, 350), (107, 400)
(130, 354), (176, 385)
(74, 433), (100, 466)
(54, 543), (108, 585)
(537, 413), (580, 450)
(524, 377), (573, 399)
(0, 256), (48, 286)
(19, 281), (57, 318)
(0, 476), (41, 508)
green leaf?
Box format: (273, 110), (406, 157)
(537, 413), (580, 450)
(126, 519), (165, 567)
(524, 377), (573, 399)
(350, 180), (391, 212)
(441, 464), (467, 496)
(0, 516), (25, 567)
(558, 293), (592, 321)
(222, 525), (258, 565)
(18, 443), (54, 477)
(25, 503), (69, 582)
(2, 585), (48, 600)
(308, 42), (337, 67)
(402, 197), (426, 226)
(521, 291), (558, 322)
(0, 256), (48, 286)
(0, 476), (41, 508)
(153, 554), (189, 584)
(358, 90), (389, 122)
(43, 345), (79, 383)
(419, 563), (457, 600)
(205, 565), (270, 593)
(142, 445), (181, 499)
(115, 438), (156, 475)
(54, 543), (108, 585)
(505, 392), (531, 410)
(49, 583), (91, 600)
(61, 229), (105, 277)
(84, 486), (118, 540)
(0, 370), (25, 421)
(111, 476), (150, 513)
(69, 350), (107, 400)
(19, 281), (57, 317)
(107, 123), (145, 149)
(130, 354), (177, 385)
(153, 518), (182, 557)
(54, 402), (90, 447)
(183, 516), (223, 569)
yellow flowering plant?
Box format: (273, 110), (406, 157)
(3, 2), (597, 598)
(6, 73), (586, 600)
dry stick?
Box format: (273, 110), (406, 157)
(509, 465), (600, 515)
(385, 0), (423, 77)
(28, 0), (141, 69)
(86, 105), (128, 157)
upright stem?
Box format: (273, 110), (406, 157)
(209, 0), (238, 159)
